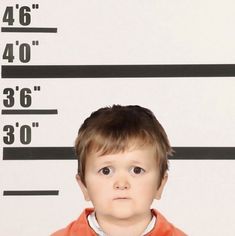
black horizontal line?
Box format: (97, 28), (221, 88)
(2, 64), (235, 78)
(1, 27), (57, 33)
(3, 147), (75, 160)
(172, 147), (235, 160)
(3, 190), (59, 196)
(1, 109), (58, 115)
(2, 147), (235, 160)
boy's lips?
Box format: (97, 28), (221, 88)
(113, 197), (130, 200)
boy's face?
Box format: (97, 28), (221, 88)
(76, 144), (167, 222)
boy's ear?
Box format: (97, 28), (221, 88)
(155, 173), (168, 200)
(76, 174), (91, 201)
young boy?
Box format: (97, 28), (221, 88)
(52, 105), (186, 236)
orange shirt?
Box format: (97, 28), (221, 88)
(51, 208), (187, 236)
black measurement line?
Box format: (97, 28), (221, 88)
(2, 147), (235, 160)
(1, 109), (58, 115)
(172, 147), (235, 160)
(3, 147), (75, 160)
(1, 27), (57, 33)
(2, 64), (235, 78)
(3, 190), (59, 196)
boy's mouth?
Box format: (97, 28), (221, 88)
(113, 197), (130, 200)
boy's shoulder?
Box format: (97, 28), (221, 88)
(51, 208), (187, 236)
(148, 209), (187, 236)
(51, 208), (96, 236)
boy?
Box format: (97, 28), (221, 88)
(52, 105), (186, 236)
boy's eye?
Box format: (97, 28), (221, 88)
(131, 166), (145, 175)
(99, 167), (112, 175)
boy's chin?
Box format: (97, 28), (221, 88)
(102, 207), (142, 222)
(112, 209), (134, 220)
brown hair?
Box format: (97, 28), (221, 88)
(75, 105), (173, 188)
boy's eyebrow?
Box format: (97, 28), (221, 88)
(95, 160), (114, 166)
(130, 160), (145, 165)
(95, 159), (146, 166)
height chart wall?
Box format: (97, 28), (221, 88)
(1, 1), (235, 235)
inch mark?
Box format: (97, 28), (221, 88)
(32, 122), (39, 128)
(32, 40), (39, 46)
(33, 86), (40, 91)
(32, 4), (39, 9)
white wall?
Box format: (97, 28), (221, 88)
(1, 1), (235, 235)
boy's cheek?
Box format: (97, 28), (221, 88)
(86, 176), (110, 193)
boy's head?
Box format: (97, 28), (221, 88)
(75, 105), (173, 188)
(75, 105), (173, 221)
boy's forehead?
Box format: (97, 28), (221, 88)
(87, 144), (157, 164)
(91, 138), (155, 155)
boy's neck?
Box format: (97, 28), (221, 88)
(95, 211), (153, 236)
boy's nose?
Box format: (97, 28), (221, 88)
(113, 177), (130, 190)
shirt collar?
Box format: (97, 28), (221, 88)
(87, 211), (157, 236)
